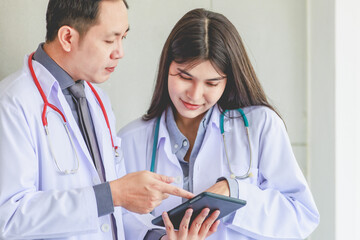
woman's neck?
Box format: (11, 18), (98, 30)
(174, 111), (206, 162)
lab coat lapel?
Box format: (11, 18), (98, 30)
(84, 84), (117, 181)
(192, 106), (226, 193)
(156, 112), (182, 174)
(151, 113), (183, 214)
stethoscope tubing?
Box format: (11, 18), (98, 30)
(150, 108), (253, 179)
(28, 52), (66, 126)
(28, 52), (119, 174)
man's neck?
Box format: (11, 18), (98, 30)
(43, 42), (76, 82)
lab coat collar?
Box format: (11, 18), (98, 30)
(210, 105), (239, 133)
(25, 55), (60, 100)
(33, 43), (75, 91)
(209, 105), (222, 130)
(156, 111), (182, 170)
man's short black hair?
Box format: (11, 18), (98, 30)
(46, 0), (128, 42)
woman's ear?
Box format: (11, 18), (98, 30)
(57, 26), (79, 52)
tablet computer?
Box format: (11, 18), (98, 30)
(151, 192), (246, 229)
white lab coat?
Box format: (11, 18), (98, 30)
(118, 106), (320, 240)
(0, 56), (126, 239)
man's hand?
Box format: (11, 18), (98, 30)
(205, 180), (230, 197)
(109, 171), (194, 213)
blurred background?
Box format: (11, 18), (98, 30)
(0, 0), (359, 239)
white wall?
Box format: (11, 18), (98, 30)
(308, 0), (360, 239)
(334, 0), (360, 238)
(0, 0), (48, 77)
(307, 0), (336, 238)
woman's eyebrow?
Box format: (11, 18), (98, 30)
(177, 68), (226, 81)
(207, 76), (227, 81)
(177, 68), (192, 77)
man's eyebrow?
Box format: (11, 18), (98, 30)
(112, 26), (130, 36)
(177, 68), (226, 81)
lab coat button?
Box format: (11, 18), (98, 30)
(183, 140), (188, 147)
(92, 177), (98, 184)
(174, 175), (181, 184)
(101, 223), (110, 232)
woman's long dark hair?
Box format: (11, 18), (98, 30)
(143, 8), (279, 120)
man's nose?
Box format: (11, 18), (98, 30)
(111, 40), (124, 59)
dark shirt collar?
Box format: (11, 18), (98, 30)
(33, 43), (75, 90)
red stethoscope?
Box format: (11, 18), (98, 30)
(28, 52), (119, 174)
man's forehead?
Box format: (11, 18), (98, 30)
(103, 27), (130, 37)
(97, 0), (128, 21)
(95, 0), (129, 33)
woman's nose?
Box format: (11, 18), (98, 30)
(187, 83), (203, 101)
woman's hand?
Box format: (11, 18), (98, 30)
(161, 208), (220, 240)
(205, 180), (230, 197)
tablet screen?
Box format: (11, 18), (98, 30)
(151, 192), (246, 229)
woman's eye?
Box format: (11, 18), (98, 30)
(105, 40), (114, 44)
(179, 74), (192, 80)
(207, 82), (219, 87)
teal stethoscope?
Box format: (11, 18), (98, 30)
(150, 108), (253, 180)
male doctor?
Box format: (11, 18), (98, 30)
(0, 0), (195, 239)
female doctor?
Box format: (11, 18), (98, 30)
(118, 8), (320, 240)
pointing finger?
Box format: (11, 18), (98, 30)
(153, 173), (174, 184)
(159, 182), (194, 199)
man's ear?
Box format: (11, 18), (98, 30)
(57, 26), (79, 52)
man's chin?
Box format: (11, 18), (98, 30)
(87, 76), (110, 84)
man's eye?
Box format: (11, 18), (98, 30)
(105, 40), (114, 44)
